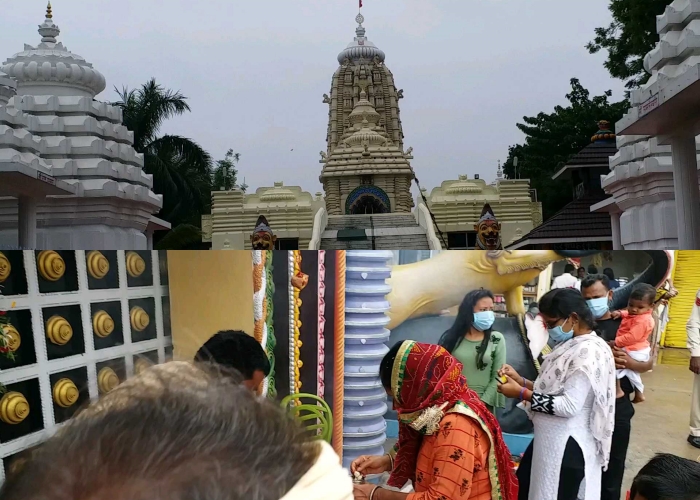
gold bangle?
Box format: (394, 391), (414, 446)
(369, 486), (381, 500)
(387, 453), (394, 471)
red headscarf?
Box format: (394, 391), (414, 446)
(388, 341), (518, 500)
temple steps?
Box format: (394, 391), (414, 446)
(324, 214), (418, 230)
(320, 214), (430, 249)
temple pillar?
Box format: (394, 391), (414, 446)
(342, 250), (392, 469)
(610, 212), (622, 250)
(17, 196), (37, 250)
(671, 132), (700, 249)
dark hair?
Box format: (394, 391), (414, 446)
(587, 264), (598, 274)
(0, 362), (318, 500)
(629, 453), (700, 500)
(564, 263), (576, 274)
(538, 288), (597, 330)
(195, 330), (271, 379)
(603, 268), (615, 280)
(630, 283), (657, 305)
(438, 289), (495, 370)
(581, 273), (611, 291)
(380, 341), (403, 391)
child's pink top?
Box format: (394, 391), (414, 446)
(615, 310), (654, 351)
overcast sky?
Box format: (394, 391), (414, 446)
(1, 0), (629, 194)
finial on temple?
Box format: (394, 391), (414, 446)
(46, 1), (53, 19)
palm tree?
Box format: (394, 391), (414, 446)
(113, 79), (212, 249)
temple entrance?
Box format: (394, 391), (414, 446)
(345, 185), (392, 215)
(349, 195), (389, 215)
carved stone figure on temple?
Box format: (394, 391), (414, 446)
(250, 216), (276, 250)
(474, 204), (503, 250)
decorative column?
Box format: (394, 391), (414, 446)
(610, 212), (622, 250)
(671, 133), (700, 249)
(342, 250), (392, 469)
(17, 196), (37, 250)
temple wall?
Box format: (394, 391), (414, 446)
(167, 251), (254, 360)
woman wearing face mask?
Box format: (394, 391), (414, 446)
(439, 289), (506, 413)
(496, 288), (616, 500)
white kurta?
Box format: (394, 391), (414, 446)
(526, 372), (603, 500)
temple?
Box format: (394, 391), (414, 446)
(0, 5), (165, 249)
(595, 0), (700, 249)
(208, 14), (541, 250)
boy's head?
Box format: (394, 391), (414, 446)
(195, 330), (270, 391)
(587, 264), (598, 274)
(628, 284), (657, 315)
(564, 263), (576, 275)
(629, 453), (700, 500)
(577, 267), (586, 278)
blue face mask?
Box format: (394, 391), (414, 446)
(586, 297), (609, 319)
(473, 311), (495, 332)
(548, 318), (574, 344)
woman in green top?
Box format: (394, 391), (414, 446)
(438, 289), (506, 413)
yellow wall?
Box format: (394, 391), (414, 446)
(167, 251), (254, 360)
(664, 251), (700, 348)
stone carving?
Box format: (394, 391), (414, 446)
(474, 204), (503, 250)
(320, 151), (328, 161)
(251, 215), (277, 250)
(323, 93), (331, 104)
(397, 89), (404, 99)
(404, 147), (413, 156)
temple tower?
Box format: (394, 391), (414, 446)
(320, 14), (415, 216)
(0, 5), (162, 249)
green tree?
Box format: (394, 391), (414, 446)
(587, 0), (668, 89)
(212, 149), (244, 191)
(113, 79), (212, 249)
(502, 78), (630, 220)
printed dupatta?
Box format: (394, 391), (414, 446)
(389, 341), (518, 500)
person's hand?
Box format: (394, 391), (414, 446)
(607, 340), (617, 349)
(612, 346), (630, 370)
(498, 375), (524, 399)
(498, 364), (524, 386)
(690, 356), (700, 375)
(353, 483), (376, 500)
(610, 310), (622, 319)
(351, 454), (391, 475)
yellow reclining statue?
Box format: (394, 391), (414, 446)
(387, 250), (564, 329)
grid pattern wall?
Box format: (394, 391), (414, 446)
(0, 250), (172, 481)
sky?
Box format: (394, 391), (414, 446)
(1, 0), (629, 194)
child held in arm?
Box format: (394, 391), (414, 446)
(610, 284), (657, 403)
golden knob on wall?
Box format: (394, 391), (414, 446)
(126, 252), (146, 278)
(37, 251), (65, 281)
(46, 315), (73, 345)
(97, 367), (119, 394)
(0, 251), (10, 283)
(0, 391), (29, 424)
(86, 251), (110, 279)
(130, 306), (150, 332)
(92, 310), (115, 338)
(2, 324), (21, 352)
(52, 378), (79, 408)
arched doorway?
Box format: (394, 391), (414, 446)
(345, 186), (391, 215)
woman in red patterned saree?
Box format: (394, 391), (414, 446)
(351, 341), (518, 500)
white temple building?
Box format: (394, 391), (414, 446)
(0, 4), (164, 249)
(594, 0), (700, 250)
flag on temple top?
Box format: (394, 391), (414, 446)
(359, 0), (363, 8)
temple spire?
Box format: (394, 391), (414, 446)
(38, 1), (60, 43)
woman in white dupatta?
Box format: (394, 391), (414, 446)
(497, 288), (616, 500)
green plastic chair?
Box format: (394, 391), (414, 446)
(281, 393), (333, 444)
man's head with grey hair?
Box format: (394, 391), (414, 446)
(0, 362), (319, 500)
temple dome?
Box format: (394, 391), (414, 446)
(2, 4), (106, 98)
(337, 14), (386, 64)
(0, 69), (16, 105)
